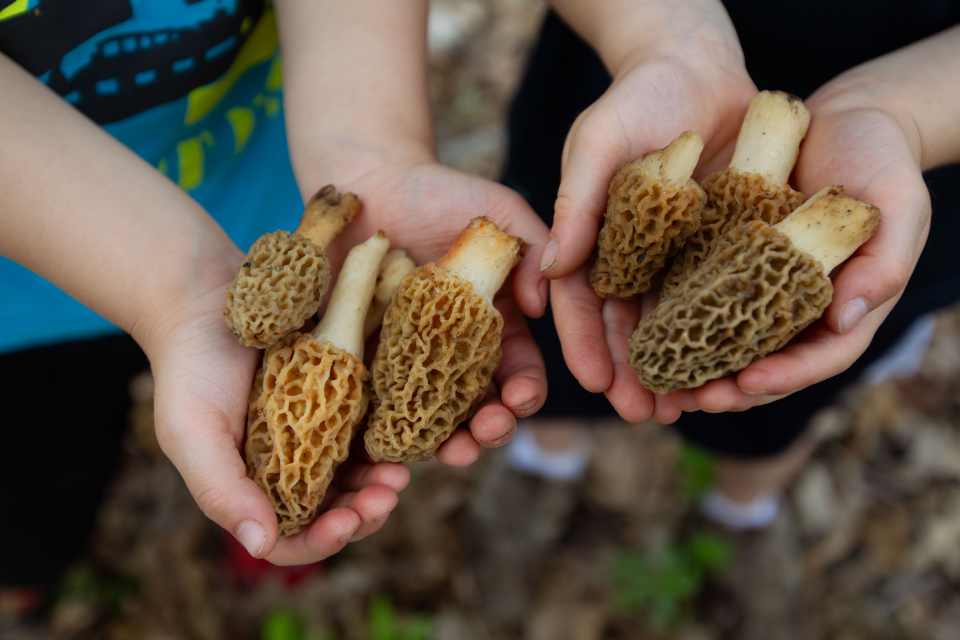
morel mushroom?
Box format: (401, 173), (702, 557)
(630, 186), (880, 394)
(662, 91), (811, 297)
(590, 131), (706, 298)
(225, 185), (360, 348)
(245, 231), (390, 538)
(365, 217), (523, 463)
(363, 250), (417, 338)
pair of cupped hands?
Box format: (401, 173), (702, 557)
(153, 47), (929, 566)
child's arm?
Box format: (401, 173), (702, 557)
(0, 52), (408, 565)
(274, 0), (552, 467)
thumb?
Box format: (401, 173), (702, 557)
(158, 416), (280, 559)
(541, 115), (627, 279)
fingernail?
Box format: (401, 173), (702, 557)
(538, 278), (549, 309)
(743, 389), (768, 396)
(236, 520), (266, 558)
(339, 522), (362, 544)
(509, 397), (538, 414)
(540, 237), (558, 272)
(480, 429), (514, 445)
(374, 506), (396, 523)
(578, 379), (599, 393)
(838, 297), (868, 333)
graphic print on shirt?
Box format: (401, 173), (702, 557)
(0, 0), (263, 123)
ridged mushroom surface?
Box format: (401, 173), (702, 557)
(244, 232), (389, 537)
(365, 217), (521, 463)
(590, 131), (705, 299)
(631, 220), (832, 394)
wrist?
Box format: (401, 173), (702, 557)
(129, 232), (245, 362)
(288, 135), (437, 204)
(552, 0), (743, 81)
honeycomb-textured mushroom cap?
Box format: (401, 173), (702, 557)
(226, 231), (330, 349)
(246, 334), (369, 537)
(661, 169), (805, 297)
(591, 131), (705, 299)
(365, 264), (504, 462)
(630, 220), (832, 394)
(225, 185), (360, 349)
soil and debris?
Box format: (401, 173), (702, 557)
(5, 1), (960, 638)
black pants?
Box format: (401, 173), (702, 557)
(0, 333), (148, 586)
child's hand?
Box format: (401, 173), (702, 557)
(540, 46), (757, 424)
(150, 277), (410, 565)
(320, 160), (552, 466)
(669, 92), (930, 413)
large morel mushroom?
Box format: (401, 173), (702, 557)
(590, 131), (706, 298)
(245, 231), (390, 537)
(662, 91), (810, 297)
(365, 217), (523, 463)
(630, 186), (880, 394)
(225, 185), (360, 348)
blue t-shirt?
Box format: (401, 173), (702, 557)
(0, 0), (304, 353)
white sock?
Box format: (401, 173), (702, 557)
(505, 427), (590, 481)
(700, 488), (780, 530)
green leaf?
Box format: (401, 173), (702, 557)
(262, 610), (305, 640)
(676, 444), (717, 499)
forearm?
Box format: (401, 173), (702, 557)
(547, 0), (743, 78)
(0, 53), (243, 355)
(809, 23), (960, 172)
(275, 0), (436, 199)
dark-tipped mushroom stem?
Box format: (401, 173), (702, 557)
(773, 186), (881, 273)
(294, 184), (362, 249)
(729, 91), (811, 186)
(437, 217), (523, 301)
(312, 231), (390, 359)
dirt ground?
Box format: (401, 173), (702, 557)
(6, 2), (960, 638)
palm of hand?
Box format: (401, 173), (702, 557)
(672, 104), (930, 411)
(322, 160), (552, 464)
(545, 55), (757, 424)
(153, 258), (407, 565)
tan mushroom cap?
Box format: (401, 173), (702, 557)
(245, 232), (389, 537)
(365, 217), (522, 463)
(662, 91), (810, 298)
(631, 187), (879, 394)
(246, 336), (369, 537)
(590, 131), (706, 299)
(225, 185), (360, 349)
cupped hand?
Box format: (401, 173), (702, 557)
(540, 48), (756, 424)
(676, 94), (930, 412)
(318, 159), (552, 465)
(150, 273), (410, 565)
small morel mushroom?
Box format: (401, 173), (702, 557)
(662, 91), (810, 297)
(630, 186), (880, 394)
(365, 217), (523, 463)
(590, 131), (706, 298)
(363, 250), (417, 338)
(225, 185), (360, 348)
(245, 231), (390, 538)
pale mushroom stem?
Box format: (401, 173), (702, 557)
(773, 186), (881, 273)
(294, 184), (361, 249)
(437, 217), (523, 302)
(729, 91), (811, 185)
(363, 249), (417, 339)
(311, 231), (391, 358)
(638, 130), (704, 185)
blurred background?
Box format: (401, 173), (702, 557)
(7, 1), (960, 638)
